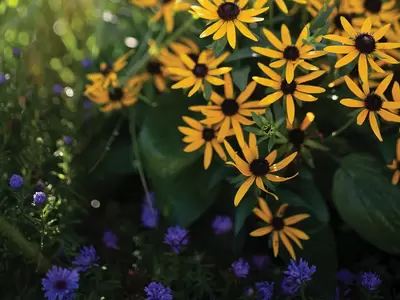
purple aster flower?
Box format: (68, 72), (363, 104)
(337, 268), (356, 285)
(63, 291), (76, 300)
(36, 181), (45, 191)
(81, 58), (92, 69)
(255, 281), (274, 300)
(251, 255), (271, 270)
(144, 282), (172, 300)
(83, 99), (93, 109)
(33, 191), (47, 205)
(284, 258), (316, 285)
(9, 174), (23, 189)
(211, 215), (233, 234)
(42, 266), (79, 300)
(360, 272), (382, 291)
(12, 48), (21, 56)
(63, 136), (73, 145)
(0, 73), (6, 84)
(163, 225), (189, 254)
(141, 192), (159, 229)
(281, 276), (299, 296)
(231, 258), (250, 279)
(72, 245), (99, 272)
(244, 286), (255, 296)
(52, 84), (64, 95)
(103, 231), (118, 249)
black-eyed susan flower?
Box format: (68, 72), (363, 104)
(350, 0), (400, 28)
(252, 24), (326, 84)
(131, 0), (191, 32)
(254, 0), (305, 14)
(327, 1), (357, 37)
(250, 197), (310, 260)
(178, 116), (230, 169)
(84, 76), (144, 112)
(168, 50), (232, 97)
(324, 17), (400, 84)
(340, 73), (400, 141)
(191, 0), (268, 49)
(253, 63), (326, 124)
(189, 73), (266, 147)
(86, 50), (135, 90)
(387, 138), (400, 185)
(224, 134), (298, 206)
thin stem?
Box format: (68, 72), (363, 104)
(300, 285), (307, 300)
(325, 115), (356, 141)
(269, 0), (274, 27)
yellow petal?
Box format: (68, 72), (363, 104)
(252, 47), (283, 58)
(341, 16), (357, 38)
(300, 112), (315, 131)
(270, 152), (297, 172)
(335, 50), (359, 68)
(286, 62), (295, 84)
(272, 231), (279, 257)
(344, 76), (365, 99)
(375, 73), (394, 96)
(258, 197), (273, 221)
(237, 81), (257, 103)
(369, 112), (383, 142)
(284, 213), (311, 225)
(234, 19), (258, 41)
(259, 91), (283, 106)
(340, 99), (364, 107)
(234, 176), (255, 206)
(262, 28), (285, 50)
(250, 226), (274, 237)
(285, 226), (310, 240)
(200, 19), (224, 38)
(358, 54), (369, 84)
(356, 109), (369, 125)
(279, 231), (296, 260)
(224, 72), (234, 99)
(226, 21), (236, 48)
(286, 94), (295, 124)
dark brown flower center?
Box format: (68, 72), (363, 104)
(288, 128), (306, 148)
(109, 87), (124, 101)
(221, 99), (239, 116)
(250, 159), (270, 176)
(55, 280), (67, 290)
(283, 46), (300, 61)
(364, 0), (382, 13)
(147, 61), (162, 74)
(193, 64), (208, 77)
(101, 64), (113, 75)
(202, 128), (215, 141)
(271, 217), (285, 230)
(334, 13), (354, 30)
(281, 80), (297, 95)
(217, 3), (240, 21)
(364, 93), (383, 111)
(355, 34), (376, 54)
(189, 54), (199, 63)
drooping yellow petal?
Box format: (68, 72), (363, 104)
(200, 19), (224, 38)
(358, 54), (369, 84)
(255, 176), (267, 192)
(234, 176), (255, 206)
(258, 197), (273, 221)
(266, 173), (298, 182)
(335, 50), (359, 68)
(344, 76), (366, 99)
(234, 19), (258, 41)
(272, 231), (279, 257)
(378, 109), (400, 122)
(375, 73), (394, 96)
(284, 213), (311, 225)
(356, 109), (369, 125)
(226, 21), (237, 48)
(252, 47), (283, 58)
(250, 226), (274, 237)
(285, 226), (310, 240)
(253, 207), (271, 223)
(286, 62), (295, 84)
(211, 139), (227, 161)
(270, 152), (298, 172)
(279, 231), (296, 260)
(340, 99), (365, 107)
(283, 227), (303, 249)
(368, 112), (383, 142)
(286, 94), (295, 124)
(217, 117), (231, 142)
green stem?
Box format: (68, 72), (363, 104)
(269, 0), (274, 27)
(300, 285), (307, 300)
(0, 214), (51, 272)
(325, 115), (356, 141)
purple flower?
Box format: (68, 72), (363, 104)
(52, 84), (64, 95)
(251, 255), (271, 270)
(360, 272), (382, 291)
(337, 268), (356, 285)
(12, 48), (21, 56)
(36, 181), (45, 191)
(0, 73), (6, 84)
(63, 136), (73, 145)
(83, 100), (93, 109)
(281, 258), (316, 295)
(103, 231), (118, 249)
(211, 215), (233, 234)
(9, 174), (23, 189)
(144, 282), (172, 300)
(42, 266), (79, 300)
(141, 192), (159, 228)
(244, 286), (255, 296)
(163, 225), (189, 254)
(255, 281), (274, 300)
(81, 58), (92, 69)
(231, 258), (250, 278)
(72, 245), (99, 272)
(281, 276), (299, 296)
(33, 192), (47, 205)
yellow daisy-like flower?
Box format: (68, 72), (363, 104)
(252, 24), (326, 84)
(189, 73), (265, 147)
(86, 50), (135, 90)
(350, 0), (400, 28)
(224, 134), (298, 206)
(327, 1), (357, 37)
(387, 138), (400, 185)
(250, 198), (310, 260)
(131, 0), (191, 32)
(253, 63), (326, 124)
(84, 76), (144, 112)
(323, 17), (400, 84)
(192, 0), (268, 49)
(167, 50), (232, 97)
(340, 73), (400, 142)
(178, 116), (229, 169)
(254, 0), (305, 14)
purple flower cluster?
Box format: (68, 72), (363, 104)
(144, 282), (172, 300)
(281, 258), (316, 295)
(211, 215), (233, 235)
(360, 272), (382, 291)
(103, 231), (118, 249)
(255, 281), (274, 300)
(42, 266), (79, 300)
(72, 245), (99, 272)
(0, 73), (6, 84)
(251, 255), (270, 271)
(164, 226), (189, 254)
(33, 192), (47, 205)
(53, 84), (64, 95)
(337, 268), (356, 285)
(231, 258), (250, 278)
(63, 136), (73, 145)
(141, 192), (159, 228)
(9, 174), (23, 189)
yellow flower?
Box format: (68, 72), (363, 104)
(131, 0), (191, 32)
(252, 24), (326, 84)
(192, 0), (268, 49)
(350, 0), (400, 28)
(387, 138), (400, 185)
(323, 17), (400, 84)
(178, 116), (229, 169)
(224, 134), (298, 206)
(84, 76), (144, 112)
(253, 63), (326, 124)
(306, 0), (335, 17)
(254, 0), (305, 14)
(189, 73), (265, 147)
(340, 73), (400, 141)
(327, 1), (357, 37)
(86, 50), (135, 90)
(250, 198), (310, 260)
(167, 50), (232, 97)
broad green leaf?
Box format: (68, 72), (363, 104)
(234, 196), (257, 235)
(310, 2), (336, 31)
(208, 37), (227, 56)
(333, 153), (400, 254)
(225, 48), (254, 63)
(232, 66), (250, 91)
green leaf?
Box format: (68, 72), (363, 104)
(304, 139), (330, 151)
(234, 196), (257, 235)
(208, 37), (227, 56)
(243, 126), (264, 135)
(225, 48), (254, 63)
(203, 81), (212, 101)
(267, 136), (275, 152)
(232, 66), (250, 91)
(310, 2), (336, 31)
(379, 133), (398, 163)
(251, 112), (263, 127)
(333, 153), (400, 254)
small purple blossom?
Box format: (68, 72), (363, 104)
(72, 245), (99, 272)
(231, 258), (250, 279)
(337, 268), (356, 285)
(83, 99), (93, 109)
(63, 136), (73, 145)
(163, 226), (189, 254)
(360, 272), (382, 291)
(36, 181), (45, 191)
(12, 48), (22, 56)
(42, 266), (79, 300)
(144, 282), (172, 300)
(103, 231), (118, 249)
(141, 192), (159, 228)
(281, 258), (316, 295)
(81, 58), (92, 69)
(9, 174), (23, 189)
(244, 286), (254, 296)
(211, 215), (233, 234)
(52, 84), (64, 95)
(281, 276), (299, 296)
(33, 192), (47, 205)
(0, 73), (6, 84)
(255, 281), (274, 300)
(251, 255), (271, 270)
